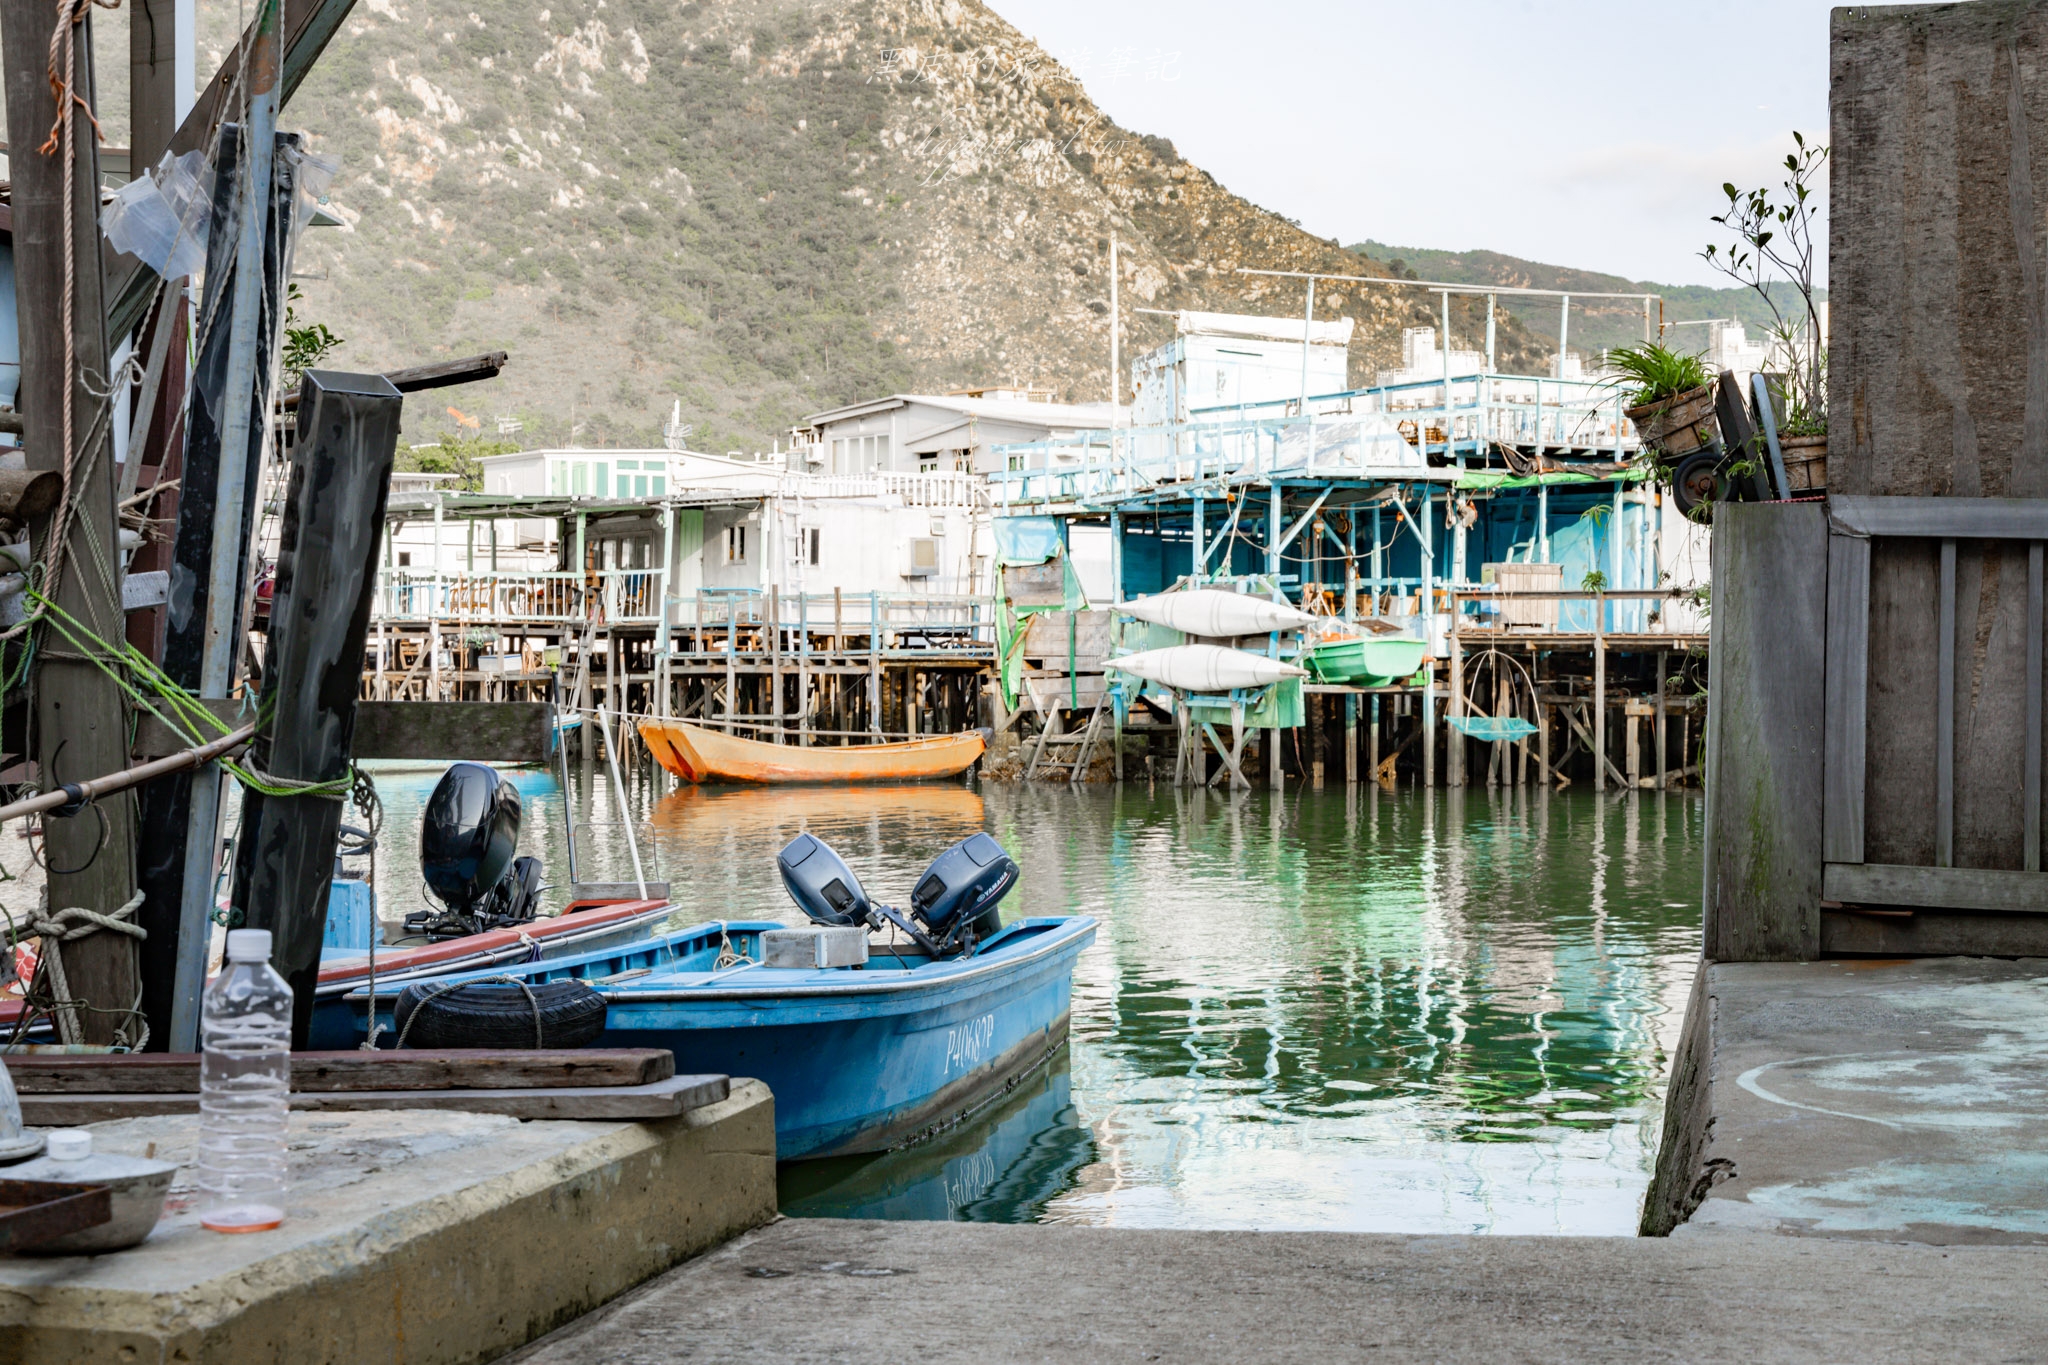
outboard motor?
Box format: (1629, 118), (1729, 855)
(406, 762), (545, 941)
(909, 833), (1017, 954)
(774, 830), (1019, 959)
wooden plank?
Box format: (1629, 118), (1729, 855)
(1823, 532), (1871, 863)
(2030, 543), (2044, 873)
(1937, 538), (1957, 868)
(8, 1049), (674, 1095)
(1829, 496), (2048, 540)
(352, 701), (553, 762)
(17, 1073), (731, 1126)
(0, 1180), (112, 1254)
(281, 352), (509, 410)
(1823, 862), (2048, 914)
(1002, 563), (1065, 608)
(1822, 907), (2048, 956)
(1702, 503), (1828, 962)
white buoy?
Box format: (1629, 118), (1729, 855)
(1119, 588), (1317, 638)
(1107, 644), (1308, 692)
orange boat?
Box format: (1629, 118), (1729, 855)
(638, 718), (985, 785)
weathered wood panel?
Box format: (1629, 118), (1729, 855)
(7, 1049), (674, 1095)
(1832, 4), (2048, 500)
(352, 701), (553, 763)
(1021, 610), (1112, 662)
(1702, 504), (1827, 961)
(1821, 908), (2048, 956)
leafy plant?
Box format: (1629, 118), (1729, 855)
(1606, 342), (1710, 409)
(1705, 133), (1829, 436)
(1581, 569), (1608, 592)
(281, 282), (344, 387)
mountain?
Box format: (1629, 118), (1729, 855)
(193, 0), (1555, 451)
(1349, 240), (1822, 359)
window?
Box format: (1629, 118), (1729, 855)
(724, 523), (747, 563)
(805, 527), (820, 566)
(398, 551), (412, 567)
(832, 437), (848, 474)
(551, 462), (566, 495)
(594, 463), (608, 497)
(1007, 454), (1025, 472)
(650, 474), (666, 496)
(571, 463), (587, 495)
(918, 453), (938, 473)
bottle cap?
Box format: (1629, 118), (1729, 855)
(225, 929), (273, 963)
(45, 1129), (91, 1161)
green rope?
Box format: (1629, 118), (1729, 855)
(22, 587), (355, 801)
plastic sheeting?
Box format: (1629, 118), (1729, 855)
(993, 516), (1065, 566)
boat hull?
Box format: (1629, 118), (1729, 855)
(1109, 643), (1307, 692)
(1303, 635), (1428, 685)
(306, 898), (674, 1049)
(1119, 587), (1317, 637)
(344, 915), (1098, 1160)
(639, 719), (984, 785)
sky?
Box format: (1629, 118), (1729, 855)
(993, 0), (1836, 288)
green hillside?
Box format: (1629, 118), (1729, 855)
(1350, 240), (1821, 360)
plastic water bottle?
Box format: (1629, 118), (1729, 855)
(197, 928), (292, 1233)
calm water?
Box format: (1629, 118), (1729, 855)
(362, 765), (1703, 1235)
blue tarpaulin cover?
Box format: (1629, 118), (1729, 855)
(993, 516), (1065, 566)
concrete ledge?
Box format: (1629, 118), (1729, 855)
(0, 1079), (776, 1363)
(1644, 959), (2048, 1243)
(510, 1217), (2048, 1363)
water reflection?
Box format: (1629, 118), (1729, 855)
(363, 763), (1701, 1235)
(779, 1059), (1093, 1221)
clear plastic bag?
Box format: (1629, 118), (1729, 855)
(101, 149), (216, 280)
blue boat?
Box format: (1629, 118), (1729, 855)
(346, 912), (1097, 1158)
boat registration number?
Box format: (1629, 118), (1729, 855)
(945, 1013), (996, 1074)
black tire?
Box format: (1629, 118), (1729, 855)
(1670, 449), (1726, 518)
(394, 978), (608, 1050)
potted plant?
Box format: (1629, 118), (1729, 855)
(1706, 132), (1829, 493)
(1610, 342), (1716, 456)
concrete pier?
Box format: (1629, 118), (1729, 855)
(1645, 957), (2048, 1244)
(513, 1217), (2048, 1364)
(0, 1081), (775, 1363)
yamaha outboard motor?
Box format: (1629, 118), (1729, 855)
(777, 833), (873, 927)
(775, 830), (1019, 958)
(406, 762), (545, 941)
(909, 833), (1017, 954)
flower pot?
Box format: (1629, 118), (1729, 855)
(1779, 433), (1827, 493)
(1626, 383), (1718, 457)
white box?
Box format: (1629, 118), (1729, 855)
(762, 926), (870, 970)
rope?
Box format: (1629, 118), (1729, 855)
(21, 887), (146, 1048)
(713, 921), (751, 969)
(392, 973), (544, 1051)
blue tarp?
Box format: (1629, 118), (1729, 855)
(993, 516), (1065, 566)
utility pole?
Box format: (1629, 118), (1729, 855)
(3, 0), (144, 1044)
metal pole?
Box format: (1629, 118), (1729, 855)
(1191, 495), (1204, 585)
(1440, 291), (1454, 467)
(1558, 294), (1571, 370)
(1269, 484), (1283, 789)
(170, 1), (281, 1050)
(1299, 277), (1317, 410)
(1485, 293), (1496, 373)
(596, 708), (648, 899)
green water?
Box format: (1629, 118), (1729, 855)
(364, 769), (1702, 1235)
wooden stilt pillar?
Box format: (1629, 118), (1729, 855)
(1655, 649), (1669, 791)
(1344, 694), (1358, 786)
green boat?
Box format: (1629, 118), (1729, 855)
(1302, 635), (1429, 686)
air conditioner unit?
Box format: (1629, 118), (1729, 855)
(904, 537), (939, 578)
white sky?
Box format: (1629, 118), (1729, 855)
(993, 0), (1835, 287)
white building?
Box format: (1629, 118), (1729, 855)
(797, 392), (1113, 478)
(1131, 310), (1355, 426)
(376, 449), (990, 617)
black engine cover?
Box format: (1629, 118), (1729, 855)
(420, 762), (523, 912)
(910, 832), (1017, 948)
(777, 832), (873, 927)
